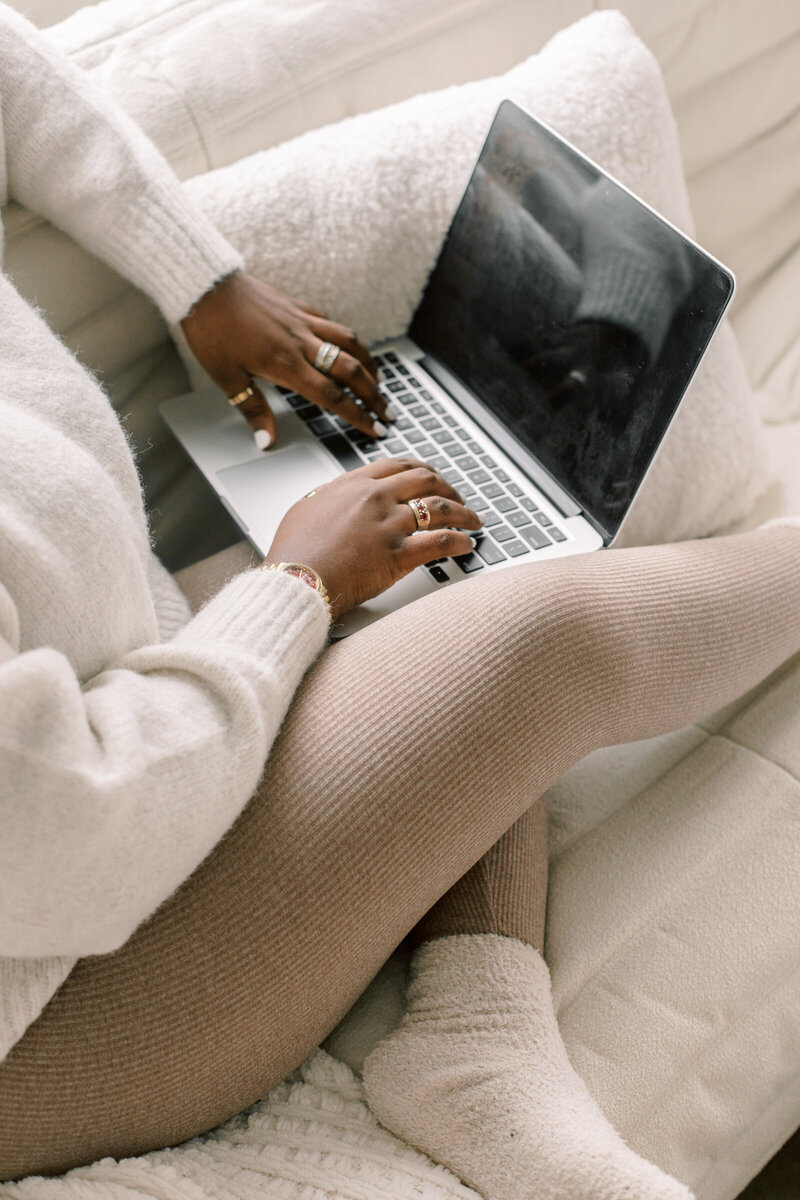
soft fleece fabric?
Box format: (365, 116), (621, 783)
(0, 3), (328, 1061)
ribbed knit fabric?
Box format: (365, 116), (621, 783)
(2, 525), (800, 1180)
(0, 3), (243, 321)
(412, 799), (549, 953)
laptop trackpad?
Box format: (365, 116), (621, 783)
(217, 444), (340, 551)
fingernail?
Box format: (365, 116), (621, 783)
(373, 421), (388, 438)
(470, 535), (479, 547)
(254, 428), (273, 450)
(385, 402), (399, 421)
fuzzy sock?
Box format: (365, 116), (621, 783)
(363, 934), (693, 1200)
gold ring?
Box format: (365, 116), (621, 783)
(228, 384), (257, 407)
(304, 489), (317, 498)
(314, 341), (341, 376)
(407, 497), (431, 531)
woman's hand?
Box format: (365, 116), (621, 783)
(266, 458), (484, 619)
(181, 271), (390, 449)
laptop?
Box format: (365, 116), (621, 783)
(161, 100), (735, 637)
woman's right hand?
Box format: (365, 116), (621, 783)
(265, 458), (484, 619)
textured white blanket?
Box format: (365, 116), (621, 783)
(1, 1050), (479, 1200)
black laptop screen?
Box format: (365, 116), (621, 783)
(409, 101), (734, 542)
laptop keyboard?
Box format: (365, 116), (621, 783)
(277, 350), (568, 579)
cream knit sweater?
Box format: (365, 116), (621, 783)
(0, 3), (329, 1063)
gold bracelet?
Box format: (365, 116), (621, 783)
(261, 561), (332, 623)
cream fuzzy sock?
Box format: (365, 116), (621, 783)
(363, 935), (693, 1200)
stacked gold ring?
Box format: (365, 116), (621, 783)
(407, 497), (431, 531)
(228, 383), (257, 407)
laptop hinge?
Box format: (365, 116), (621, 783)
(419, 354), (583, 521)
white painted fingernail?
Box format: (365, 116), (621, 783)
(373, 421), (388, 438)
(254, 428), (273, 450)
(385, 402), (399, 421)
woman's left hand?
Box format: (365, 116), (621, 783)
(180, 271), (390, 449)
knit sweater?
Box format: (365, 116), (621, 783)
(0, 3), (330, 1063)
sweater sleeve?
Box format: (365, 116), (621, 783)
(0, 3), (243, 322)
(0, 569), (329, 959)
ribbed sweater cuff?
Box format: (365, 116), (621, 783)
(120, 183), (245, 324)
(174, 568), (329, 686)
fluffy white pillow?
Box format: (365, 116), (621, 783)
(180, 9), (769, 547)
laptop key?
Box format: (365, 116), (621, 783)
(386, 380), (406, 393)
(495, 496), (517, 513)
(521, 496), (538, 512)
(308, 415), (336, 437)
(296, 404), (322, 421)
(482, 510), (503, 527)
(535, 512), (553, 527)
(409, 404), (430, 418)
(508, 510), (532, 528)
(395, 416), (414, 431)
(458, 456), (479, 472)
(505, 539), (529, 557)
(432, 429), (454, 445)
(383, 439), (405, 454)
(470, 496), (490, 512)
(475, 536), (506, 565)
(395, 364), (410, 376)
(453, 551), (484, 573)
(320, 433), (363, 472)
(467, 468), (491, 485)
(494, 468), (511, 483)
(420, 417), (443, 432)
(522, 525), (551, 550)
(420, 389), (434, 400)
(482, 482), (503, 499)
(549, 527), (568, 543)
(406, 429), (427, 444)
(447, 443), (468, 457)
(444, 414), (458, 427)
(427, 455), (450, 471)
(428, 564), (450, 583)
(508, 483), (524, 497)
(431, 401), (445, 414)
(285, 393), (308, 409)
(414, 442), (437, 459)
(481, 454), (497, 468)
(442, 468), (464, 486)
(493, 524), (516, 543)
(467, 440), (483, 455)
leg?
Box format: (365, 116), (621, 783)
(1, 527), (799, 1180)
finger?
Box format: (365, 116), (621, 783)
(317, 343), (386, 420)
(401, 495), (483, 533)
(384, 464), (466, 505)
(296, 300), (327, 319)
(400, 527), (477, 569)
(364, 456), (427, 479)
(295, 363), (384, 440)
(307, 318), (379, 381)
(210, 366), (277, 451)
(238, 391), (278, 451)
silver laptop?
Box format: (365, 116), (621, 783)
(161, 100), (734, 637)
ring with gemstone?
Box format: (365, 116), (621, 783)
(407, 497), (431, 531)
(314, 341), (341, 376)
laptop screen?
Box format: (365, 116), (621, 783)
(409, 100), (734, 542)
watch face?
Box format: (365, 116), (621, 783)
(287, 565), (319, 591)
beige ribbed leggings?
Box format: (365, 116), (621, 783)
(1, 526), (799, 1181)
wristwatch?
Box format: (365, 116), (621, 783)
(261, 561), (332, 622)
